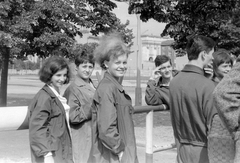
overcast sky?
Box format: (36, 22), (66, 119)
(112, 0), (166, 36)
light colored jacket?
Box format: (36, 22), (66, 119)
(213, 62), (240, 137)
(64, 75), (95, 163)
(213, 62), (240, 163)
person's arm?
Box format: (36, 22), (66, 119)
(213, 62), (240, 137)
(63, 86), (91, 124)
(145, 66), (166, 105)
(97, 88), (125, 155)
(145, 80), (164, 105)
(202, 82), (217, 131)
(29, 96), (57, 158)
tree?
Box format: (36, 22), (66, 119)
(0, 0), (133, 106)
(128, 0), (240, 54)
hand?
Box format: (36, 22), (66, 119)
(203, 64), (213, 79)
(44, 155), (54, 163)
(150, 66), (161, 80)
(118, 151), (124, 161)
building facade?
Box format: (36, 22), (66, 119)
(141, 35), (176, 68)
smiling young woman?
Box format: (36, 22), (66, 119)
(28, 56), (73, 163)
(87, 32), (139, 163)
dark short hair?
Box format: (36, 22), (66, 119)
(154, 55), (171, 67)
(75, 50), (95, 67)
(39, 56), (70, 84)
(186, 35), (215, 61)
(213, 49), (233, 72)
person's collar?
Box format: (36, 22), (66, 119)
(74, 74), (94, 87)
(47, 84), (60, 97)
(182, 64), (204, 75)
(158, 76), (171, 87)
(104, 72), (124, 92)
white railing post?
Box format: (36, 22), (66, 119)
(0, 106), (29, 131)
(145, 110), (153, 163)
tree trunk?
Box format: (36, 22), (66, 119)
(0, 47), (10, 106)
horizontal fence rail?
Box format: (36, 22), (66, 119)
(0, 104), (175, 163)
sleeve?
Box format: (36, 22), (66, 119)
(213, 63), (240, 137)
(202, 83), (217, 131)
(97, 88), (125, 155)
(29, 96), (57, 157)
(145, 79), (164, 105)
(63, 86), (91, 124)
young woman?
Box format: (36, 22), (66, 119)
(208, 49), (234, 163)
(64, 50), (95, 163)
(88, 32), (139, 163)
(28, 56), (73, 163)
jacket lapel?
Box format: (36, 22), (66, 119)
(42, 85), (66, 117)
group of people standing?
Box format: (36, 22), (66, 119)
(27, 31), (239, 163)
(146, 35), (238, 163)
(28, 32), (139, 163)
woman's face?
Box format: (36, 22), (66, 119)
(76, 62), (94, 81)
(216, 62), (232, 78)
(50, 68), (68, 91)
(105, 54), (128, 81)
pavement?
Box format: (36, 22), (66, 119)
(0, 129), (176, 163)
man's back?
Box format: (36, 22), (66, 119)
(170, 64), (216, 146)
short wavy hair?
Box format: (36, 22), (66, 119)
(39, 56), (70, 84)
(94, 32), (130, 69)
(213, 49), (233, 73)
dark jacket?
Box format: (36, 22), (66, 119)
(28, 85), (73, 163)
(170, 64), (217, 147)
(88, 72), (138, 163)
(63, 75), (95, 163)
(145, 70), (178, 108)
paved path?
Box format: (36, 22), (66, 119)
(0, 129), (176, 163)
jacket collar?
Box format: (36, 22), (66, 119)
(74, 74), (95, 88)
(42, 84), (57, 98)
(42, 84), (66, 115)
(181, 64), (204, 76)
(104, 72), (124, 92)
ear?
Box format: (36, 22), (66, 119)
(104, 60), (109, 69)
(200, 51), (206, 61)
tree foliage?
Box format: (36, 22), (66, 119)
(129, 0), (240, 55)
(0, 0), (133, 106)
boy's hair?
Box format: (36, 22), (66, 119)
(154, 55), (171, 67)
(75, 50), (95, 67)
(186, 35), (215, 61)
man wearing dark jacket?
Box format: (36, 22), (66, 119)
(145, 55), (178, 109)
(169, 35), (217, 163)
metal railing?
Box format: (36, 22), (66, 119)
(0, 105), (176, 163)
(134, 105), (176, 163)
